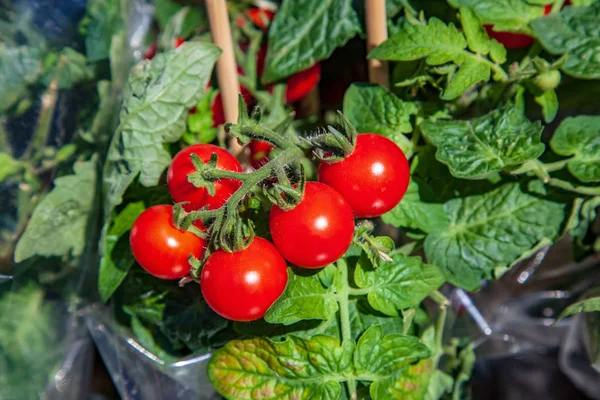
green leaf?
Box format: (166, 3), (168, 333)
(354, 253), (445, 316)
(370, 358), (435, 400)
(449, 0), (546, 32)
(208, 335), (355, 400)
(369, 16), (505, 98)
(531, 4), (600, 79)
(382, 179), (449, 233)
(265, 268), (339, 325)
(557, 286), (600, 321)
(80, 0), (122, 61)
(348, 299), (406, 339)
(0, 152), (22, 181)
(420, 104), (544, 179)
(41, 48), (94, 89)
(0, 45), (42, 112)
(451, 344), (475, 399)
(534, 88), (559, 123)
(370, 17), (467, 65)
(103, 42), (220, 212)
(343, 84), (417, 156)
(568, 196), (600, 249)
(263, 0), (361, 83)
(355, 326), (431, 377)
(160, 298), (230, 352)
(459, 8), (492, 55)
(424, 182), (565, 290)
(425, 370), (454, 400)
(15, 161), (97, 262)
(155, 0), (207, 35)
(98, 202), (145, 302)
(550, 116), (600, 183)
(0, 285), (61, 399)
(442, 56), (491, 100)
(159, 6), (207, 49)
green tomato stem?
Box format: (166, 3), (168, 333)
(336, 258), (357, 398)
(430, 290), (449, 365)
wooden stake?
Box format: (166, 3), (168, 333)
(365, 0), (389, 88)
(206, 0), (244, 156)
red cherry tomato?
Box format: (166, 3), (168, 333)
(318, 134), (410, 218)
(130, 205), (206, 279)
(144, 43), (157, 60)
(249, 140), (274, 169)
(484, 4), (551, 49)
(210, 87), (253, 127)
(167, 144), (242, 211)
(256, 46), (321, 103)
(247, 8), (275, 31)
(269, 181), (354, 268)
(484, 27), (534, 49)
(174, 37), (185, 48)
(200, 237), (288, 321)
(285, 63), (322, 103)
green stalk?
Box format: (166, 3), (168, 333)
(336, 258), (356, 399)
(430, 290), (449, 365)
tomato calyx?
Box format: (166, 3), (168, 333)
(310, 112), (357, 162)
(352, 221), (394, 267)
(263, 165), (307, 211)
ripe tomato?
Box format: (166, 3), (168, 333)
(484, 4), (551, 49)
(269, 181), (354, 268)
(249, 140), (274, 169)
(318, 134), (410, 218)
(144, 42), (157, 60)
(130, 205), (206, 279)
(235, 7), (275, 31)
(167, 144), (242, 211)
(174, 37), (185, 48)
(210, 87), (252, 127)
(256, 46), (321, 103)
(200, 237), (288, 321)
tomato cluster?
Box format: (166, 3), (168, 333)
(129, 132), (410, 322)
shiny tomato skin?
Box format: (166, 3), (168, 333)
(174, 37), (185, 48)
(200, 237), (288, 321)
(269, 182), (354, 268)
(484, 27), (534, 49)
(130, 205), (206, 279)
(256, 46), (321, 104)
(167, 144), (242, 211)
(285, 63), (322, 103)
(247, 8), (275, 31)
(249, 140), (274, 169)
(318, 134), (410, 218)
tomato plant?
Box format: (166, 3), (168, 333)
(318, 133), (410, 217)
(200, 236), (288, 321)
(269, 181), (355, 268)
(130, 205), (206, 279)
(13, 1), (600, 399)
(167, 144), (242, 211)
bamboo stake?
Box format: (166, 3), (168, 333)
(365, 0), (389, 88)
(206, 0), (244, 156)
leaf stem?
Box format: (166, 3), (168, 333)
(547, 178), (600, 196)
(336, 258), (357, 398)
(430, 290), (449, 365)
